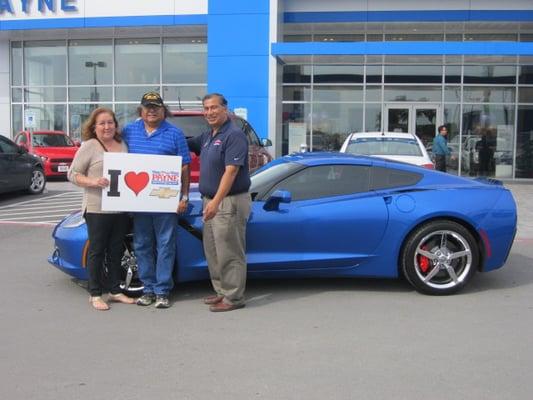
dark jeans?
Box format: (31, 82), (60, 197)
(435, 155), (447, 172)
(85, 212), (130, 296)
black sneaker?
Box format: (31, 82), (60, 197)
(136, 293), (156, 306)
(154, 295), (170, 309)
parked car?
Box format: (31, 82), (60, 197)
(49, 152), (516, 296)
(0, 135), (46, 195)
(14, 130), (79, 177)
(340, 132), (434, 169)
(167, 110), (272, 182)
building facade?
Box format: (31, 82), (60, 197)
(1, 0), (533, 178)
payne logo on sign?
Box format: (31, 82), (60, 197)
(101, 153), (182, 213)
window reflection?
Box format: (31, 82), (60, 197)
(24, 41), (67, 86)
(115, 38), (160, 85)
(163, 38), (206, 84)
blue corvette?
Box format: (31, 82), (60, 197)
(49, 153), (517, 295)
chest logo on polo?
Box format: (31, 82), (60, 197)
(213, 139), (222, 146)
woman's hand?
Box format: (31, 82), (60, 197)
(92, 177), (109, 188)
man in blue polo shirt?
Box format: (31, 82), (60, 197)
(122, 92), (191, 309)
(188, 93), (251, 312)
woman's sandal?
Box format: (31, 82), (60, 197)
(108, 293), (135, 304)
(90, 296), (110, 311)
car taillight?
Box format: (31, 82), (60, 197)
(421, 163), (434, 169)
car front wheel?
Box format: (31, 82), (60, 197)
(27, 168), (46, 194)
(401, 221), (479, 295)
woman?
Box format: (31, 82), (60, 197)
(68, 108), (135, 310)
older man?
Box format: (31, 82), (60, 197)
(188, 93), (251, 312)
(122, 92), (190, 309)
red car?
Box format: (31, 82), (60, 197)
(168, 110), (272, 183)
(14, 130), (80, 177)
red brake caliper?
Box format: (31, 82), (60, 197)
(418, 245), (430, 273)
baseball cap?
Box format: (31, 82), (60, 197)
(141, 91), (164, 107)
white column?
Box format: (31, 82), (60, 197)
(268, 0), (283, 157)
(0, 40), (11, 138)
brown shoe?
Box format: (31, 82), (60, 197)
(203, 295), (224, 305)
(209, 302), (245, 312)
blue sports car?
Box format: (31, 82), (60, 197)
(49, 152), (517, 295)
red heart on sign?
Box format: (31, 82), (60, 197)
(124, 171), (149, 196)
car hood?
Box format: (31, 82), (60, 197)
(32, 147), (78, 158)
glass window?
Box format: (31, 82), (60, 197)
(12, 88), (22, 103)
(384, 65), (442, 84)
(12, 105), (22, 137)
(115, 38), (160, 85)
(384, 86), (442, 102)
(0, 136), (19, 153)
(312, 103), (363, 151)
(365, 86), (382, 102)
(366, 65), (382, 83)
(115, 86), (160, 102)
(11, 41), (22, 86)
(465, 33), (517, 42)
(445, 86), (461, 102)
(313, 65), (364, 83)
(313, 86), (363, 102)
(24, 87), (66, 102)
(162, 86), (206, 104)
(163, 38), (206, 84)
(69, 86), (113, 102)
(519, 66), (533, 84)
(461, 104), (515, 178)
(370, 166), (422, 190)
(24, 40), (66, 86)
(115, 104), (141, 128)
(283, 65), (311, 84)
(519, 87), (533, 103)
(385, 34), (444, 41)
(365, 104), (381, 132)
(516, 105), (533, 178)
(68, 39), (112, 85)
(463, 87), (515, 103)
(69, 104), (112, 141)
(314, 34), (365, 42)
(445, 65), (461, 84)
(283, 86), (311, 102)
(463, 65), (516, 84)
(269, 165), (371, 201)
(24, 104), (66, 131)
(283, 34), (313, 42)
(443, 104), (461, 137)
(282, 103), (311, 155)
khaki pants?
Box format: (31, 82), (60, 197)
(202, 192), (251, 305)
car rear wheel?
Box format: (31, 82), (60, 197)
(27, 168), (46, 194)
(401, 221), (479, 295)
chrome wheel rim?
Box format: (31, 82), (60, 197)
(30, 170), (45, 192)
(413, 229), (473, 290)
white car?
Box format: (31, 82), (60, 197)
(339, 132), (434, 169)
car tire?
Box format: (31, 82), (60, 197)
(27, 167), (46, 194)
(401, 220), (479, 295)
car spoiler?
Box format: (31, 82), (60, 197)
(473, 177), (503, 186)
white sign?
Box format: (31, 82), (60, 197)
(234, 107), (248, 121)
(101, 153), (182, 213)
(24, 111), (37, 129)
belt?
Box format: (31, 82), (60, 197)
(202, 192), (248, 200)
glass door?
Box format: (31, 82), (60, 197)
(385, 104), (440, 148)
(385, 107), (410, 133)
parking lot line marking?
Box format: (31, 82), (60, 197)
(0, 220), (56, 227)
(0, 202), (82, 211)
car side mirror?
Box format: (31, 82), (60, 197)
(261, 138), (272, 147)
(18, 145), (28, 154)
(74, 140), (81, 147)
(263, 189), (291, 211)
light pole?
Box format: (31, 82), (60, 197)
(85, 61), (106, 106)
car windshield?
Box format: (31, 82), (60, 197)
(167, 115), (209, 138)
(33, 134), (74, 147)
(346, 137), (422, 157)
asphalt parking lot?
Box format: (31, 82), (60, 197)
(1, 180), (532, 400)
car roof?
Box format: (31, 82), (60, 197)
(20, 130), (67, 135)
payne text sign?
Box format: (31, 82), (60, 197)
(102, 153), (182, 213)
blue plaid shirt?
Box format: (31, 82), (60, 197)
(122, 119), (191, 164)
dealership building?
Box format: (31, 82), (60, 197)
(1, 0), (533, 178)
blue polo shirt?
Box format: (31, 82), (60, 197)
(122, 118), (191, 164)
(189, 119), (250, 198)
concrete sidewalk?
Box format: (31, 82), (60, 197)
(504, 182), (533, 240)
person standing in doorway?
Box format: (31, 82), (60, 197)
(188, 93), (251, 312)
(432, 125), (453, 172)
(122, 92), (191, 309)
